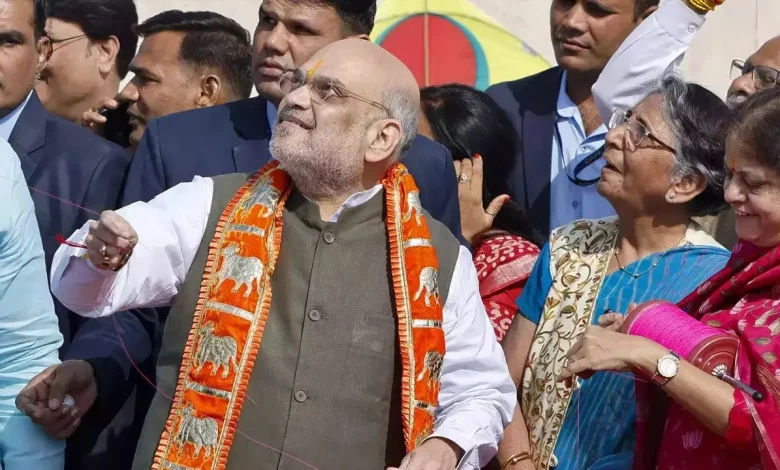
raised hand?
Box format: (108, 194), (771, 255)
(85, 210), (137, 271)
(454, 155), (510, 243)
(81, 97), (122, 135)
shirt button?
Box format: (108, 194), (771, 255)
(688, 25), (696, 33)
(308, 308), (322, 322)
(323, 231), (335, 244)
(294, 389), (308, 403)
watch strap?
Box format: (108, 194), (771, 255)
(651, 351), (680, 387)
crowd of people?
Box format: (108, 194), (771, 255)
(0, 0), (778, 469)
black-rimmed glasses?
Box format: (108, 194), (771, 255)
(608, 108), (676, 153)
(730, 59), (780, 91)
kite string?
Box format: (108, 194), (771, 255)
(0, 173), (322, 470)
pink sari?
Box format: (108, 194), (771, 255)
(634, 240), (780, 470)
(472, 234), (539, 341)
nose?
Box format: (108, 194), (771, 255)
(728, 72), (756, 99)
(605, 125), (625, 150)
(723, 175), (745, 206)
(561, 3), (588, 34)
(282, 84), (312, 111)
(263, 23), (289, 56)
(118, 80), (139, 103)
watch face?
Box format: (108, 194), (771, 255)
(658, 356), (679, 378)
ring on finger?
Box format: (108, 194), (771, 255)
(485, 209), (497, 217)
(99, 244), (108, 257)
(458, 174), (471, 184)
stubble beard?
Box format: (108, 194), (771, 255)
(270, 125), (364, 200)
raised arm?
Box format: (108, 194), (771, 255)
(50, 176), (214, 317)
(592, 0), (708, 122)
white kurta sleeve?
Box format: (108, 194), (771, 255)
(592, 0), (706, 123)
(430, 246), (516, 468)
(50, 176), (214, 318)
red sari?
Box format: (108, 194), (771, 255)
(635, 240), (780, 470)
(472, 234), (539, 341)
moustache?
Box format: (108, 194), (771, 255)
(276, 107), (314, 130)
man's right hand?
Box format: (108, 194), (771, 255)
(16, 360), (98, 439)
(86, 210), (138, 271)
(81, 97), (121, 135)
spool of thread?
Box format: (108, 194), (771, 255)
(622, 301), (738, 375)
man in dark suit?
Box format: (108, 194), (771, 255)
(487, 0), (666, 239)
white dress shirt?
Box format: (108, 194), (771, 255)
(550, 0), (706, 232)
(0, 91), (32, 140)
(50, 178), (516, 469)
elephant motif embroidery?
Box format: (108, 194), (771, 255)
(413, 267), (440, 307)
(240, 179), (280, 217)
(417, 350), (444, 389)
(213, 244), (264, 298)
(174, 404), (219, 458)
(194, 322), (239, 379)
(403, 191), (423, 226)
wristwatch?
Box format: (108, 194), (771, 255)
(652, 351), (681, 387)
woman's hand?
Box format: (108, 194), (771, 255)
(558, 325), (652, 382)
(454, 155), (509, 243)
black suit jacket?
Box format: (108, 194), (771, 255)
(8, 92), (146, 469)
(486, 67), (563, 240)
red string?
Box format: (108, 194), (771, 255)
(56, 233), (87, 249)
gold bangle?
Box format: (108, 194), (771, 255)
(500, 451), (531, 470)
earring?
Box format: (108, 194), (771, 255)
(667, 192), (677, 201)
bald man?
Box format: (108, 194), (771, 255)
(39, 39), (515, 470)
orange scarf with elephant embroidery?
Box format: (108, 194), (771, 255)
(151, 161), (446, 470)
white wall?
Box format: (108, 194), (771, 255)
(133, 0), (780, 98)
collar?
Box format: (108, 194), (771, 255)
(0, 91), (33, 140)
(556, 71), (579, 120)
(301, 185), (384, 223)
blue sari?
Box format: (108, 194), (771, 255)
(517, 238), (730, 469)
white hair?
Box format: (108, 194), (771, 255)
(379, 85), (419, 159)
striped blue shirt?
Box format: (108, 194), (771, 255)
(517, 241), (730, 469)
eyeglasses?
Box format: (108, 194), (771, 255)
(47, 33), (88, 56)
(278, 67), (392, 118)
(730, 59), (780, 91)
(608, 108), (676, 153)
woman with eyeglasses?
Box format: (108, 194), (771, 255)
(496, 74), (732, 470)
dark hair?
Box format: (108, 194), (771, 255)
(420, 84), (543, 246)
(33, 0), (49, 38)
(653, 74), (731, 217)
(634, 0), (660, 20)
(135, 10), (253, 99)
(729, 86), (780, 172)
(317, 0), (376, 35)
(49, 0), (138, 78)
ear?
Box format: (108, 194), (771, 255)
(36, 35), (51, 74)
(667, 172), (706, 205)
(96, 36), (121, 76)
(365, 119), (403, 164)
(195, 74), (222, 108)
(637, 5), (658, 22)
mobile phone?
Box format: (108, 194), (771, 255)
(98, 101), (132, 148)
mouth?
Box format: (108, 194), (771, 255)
(602, 159), (620, 174)
(734, 208), (756, 217)
(278, 115), (313, 130)
(257, 59), (285, 78)
(558, 38), (588, 52)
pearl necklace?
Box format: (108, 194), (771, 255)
(614, 236), (687, 279)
